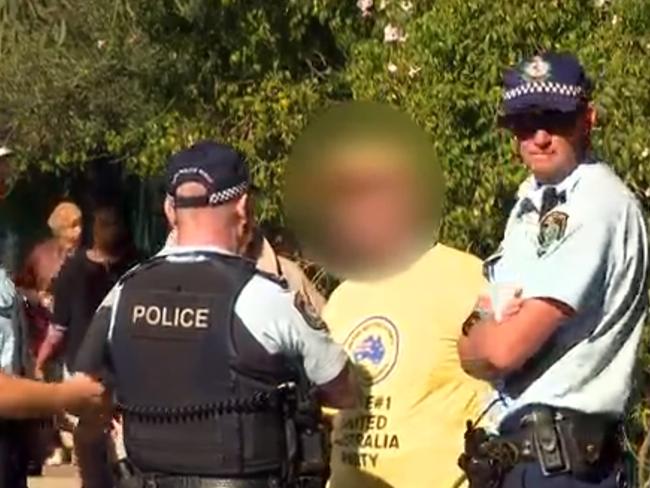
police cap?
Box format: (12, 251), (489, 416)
(166, 140), (251, 208)
(501, 52), (593, 116)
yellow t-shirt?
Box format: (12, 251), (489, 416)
(323, 244), (490, 488)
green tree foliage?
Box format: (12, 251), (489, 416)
(2, 0), (648, 249)
(1, 0), (650, 467)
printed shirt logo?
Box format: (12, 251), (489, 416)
(344, 316), (399, 386)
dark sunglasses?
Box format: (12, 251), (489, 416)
(499, 110), (582, 136)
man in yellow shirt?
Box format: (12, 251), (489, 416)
(284, 102), (490, 487)
(324, 244), (489, 488)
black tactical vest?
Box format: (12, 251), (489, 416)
(109, 251), (299, 477)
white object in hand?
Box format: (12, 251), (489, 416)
(490, 282), (521, 322)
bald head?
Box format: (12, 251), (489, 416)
(165, 182), (251, 252)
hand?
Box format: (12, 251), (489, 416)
(33, 366), (45, 381)
(56, 374), (106, 414)
(38, 291), (53, 311)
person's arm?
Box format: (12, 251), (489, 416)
(0, 372), (104, 419)
(280, 294), (361, 409)
(236, 278), (361, 409)
(34, 325), (65, 377)
(458, 298), (572, 380)
(315, 360), (360, 409)
(35, 258), (74, 373)
(458, 212), (615, 381)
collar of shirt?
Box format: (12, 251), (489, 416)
(256, 238), (282, 277)
(516, 156), (598, 218)
(157, 244), (235, 258)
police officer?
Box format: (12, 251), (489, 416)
(457, 53), (648, 487)
(0, 146), (105, 487)
(74, 140), (359, 488)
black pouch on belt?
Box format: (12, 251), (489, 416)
(524, 407), (621, 482)
(553, 409), (621, 482)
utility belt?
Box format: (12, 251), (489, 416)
(115, 383), (328, 488)
(458, 405), (623, 488)
(114, 459), (324, 488)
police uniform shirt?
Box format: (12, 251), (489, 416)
(484, 160), (649, 427)
(74, 245), (348, 388)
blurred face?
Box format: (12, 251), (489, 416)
(505, 106), (594, 184)
(58, 213), (82, 249)
(92, 207), (125, 251)
(322, 155), (420, 269)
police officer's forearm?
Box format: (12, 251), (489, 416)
(458, 299), (570, 378)
(457, 334), (502, 381)
(0, 373), (67, 418)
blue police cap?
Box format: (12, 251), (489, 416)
(166, 140), (251, 208)
(502, 52), (592, 115)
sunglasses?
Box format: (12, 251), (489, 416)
(500, 110), (582, 137)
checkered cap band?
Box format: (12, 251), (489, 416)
(503, 81), (584, 101)
(207, 181), (248, 205)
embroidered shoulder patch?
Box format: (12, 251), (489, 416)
(294, 292), (328, 331)
(538, 211), (569, 254)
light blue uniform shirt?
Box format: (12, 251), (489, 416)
(484, 160), (649, 428)
(0, 267), (16, 374)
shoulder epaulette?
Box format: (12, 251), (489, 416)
(255, 269), (289, 290)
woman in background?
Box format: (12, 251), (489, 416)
(14, 201), (83, 471)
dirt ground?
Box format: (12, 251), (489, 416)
(28, 465), (78, 488)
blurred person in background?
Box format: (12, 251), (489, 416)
(14, 201), (83, 471)
(16, 201), (82, 366)
(35, 198), (139, 488)
(0, 147), (105, 487)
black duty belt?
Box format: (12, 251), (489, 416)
(501, 406), (622, 475)
(458, 405), (623, 487)
(143, 476), (279, 488)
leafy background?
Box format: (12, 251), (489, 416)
(1, 0), (649, 482)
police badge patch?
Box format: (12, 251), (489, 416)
(538, 211), (568, 255)
(294, 292), (328, 331)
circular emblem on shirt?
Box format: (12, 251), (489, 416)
(538, 210), (569, 255)
(343, 316), (399, 386)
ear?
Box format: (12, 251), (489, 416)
(235, 193), (250, 221)
(164, 196), (176, 228)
